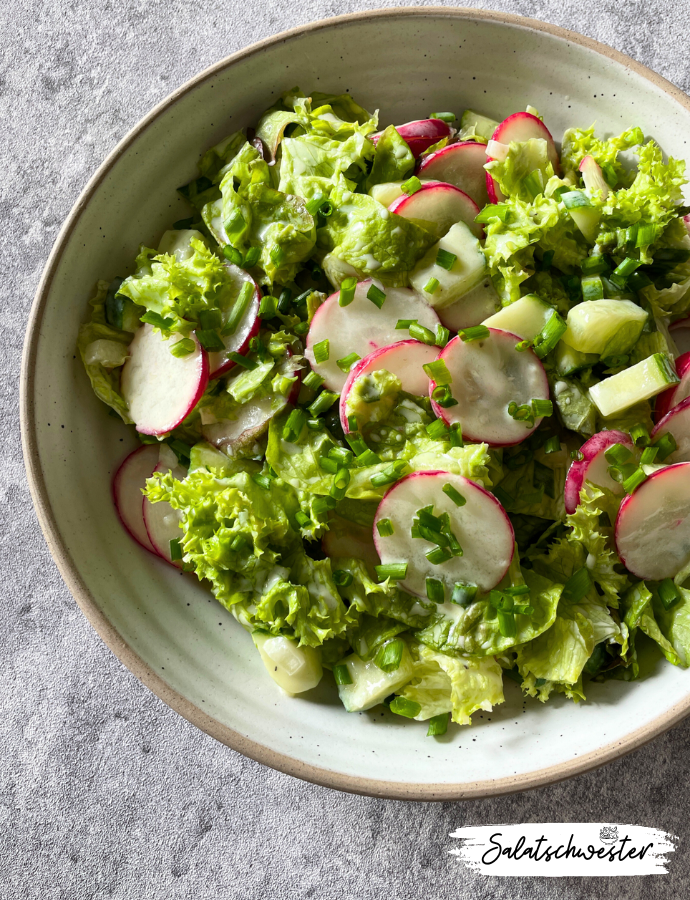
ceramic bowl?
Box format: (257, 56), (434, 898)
(22, 8), (690, 800)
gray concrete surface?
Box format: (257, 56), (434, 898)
(4, 1), (690, 897)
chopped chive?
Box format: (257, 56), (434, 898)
(622, 467), (646, 493)
(222, 282), (254, 336)
(426, 419), (449, 440)
(269, 245), (285, 267)
(423, 359), (452, 385)
(409, 322), (436, 345)
(435, 325), (450, 347)
(375, 638), (405, 673)
(277, 288), (292, 313)
(282, 408), (307, 442)
(244, 246), (260, 267)
(251, 473), (271, 490)
(658, 577), (682, 611)
(198, 308), (223, 331)
(581, 255), (609, 276)
(224, 208), (246, 239)
(303, 370), (325, 391)
(336, 352), (361, 372)
(376, 518), (394, 537)
(581, 274), (604, 302)
(347, 415), (359, 432)
(401, 176), (422, 195)
(475, 203), (510, 224)
(195, 329), (225, 351)
(339, 276), (357, 307)
(430, 111), (456, 123)
(333, 569), (354, 587)
(612, 257), (640, 284)
(426, 577), (445, 603)
(375, 562), (408, 581)
(630, 423), (650, 446)
(604, 442), (633, 466)
(346, 434), (368, 456)
(307, 418), (324, 432)
(357, 449), (382, 467)
(329, 446), (354, 467)
(451, 583), (477, 607)
(313, 339), (330, 363)
(442, 483), (466, 507)
(562, 566), (592, 603)
(508, 401), (534, 426)
(427, 713), (449, 736)
(497, 609), (517, 637)
(293, 321), (309, 335)
(170, 338), (196, 358)
(640, 445), (659, 465)
(312, 495), (336, 515)
(295, 511), (312, 528)
(543, 435), (561, 454)
(370, 465), (404, 487)
(258, 294), (278, 318)
(141, 310), (176, 331)
(424, 277), (440, 294)
(532, 398), (553, 418)
(561, 190), (592, 209)
(504, 584), (530, 596)
(319, 456), (339, 474)
(431, 385), (458, 408)
(426, 546), (452, 565)
(449, 423), (463, 448)
(531, 312), (567, 359)
(652, 432), (677, 462)
(396, 318), (416, 329)
(230, 533), (247, 551)
(367, 284), (387, 308)
(333, 468), (350, 491)
(435, 248), (457, 270)
(389, 697), (421, 718)
(333, 663), (353, 685)
(169, 538), (183, 561)
(459, 325), (490, 342)
(308, 390), (338, 417)
(227, 351), (258, 369)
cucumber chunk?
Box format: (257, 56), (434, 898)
(553, 378), (597, 436)
(554, 342), (598, 377)
(337, 646), (415, 712)
(458, 109), (499, 142)
(482, 293), (555, 340)
(409, 221), (487, 309)
(253, 633), (323, 694)
(589, 353), (679, 417)
(562, 299), (647, 356)
(369, 181), (405, 207)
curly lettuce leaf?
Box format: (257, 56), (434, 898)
(330, 557), (432, 629)
(484, 138), (554, 202)
(561, 125), (644, 185)
(365, 125), (415, 190)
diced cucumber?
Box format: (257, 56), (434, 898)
(554, 342), (598, 377)
(589, 353), (680, 417)
(562, 299), (647, 356)
(337, 645), (415, 712)
(439, 278), (500, 331)
(253, 633), (323, 694)
(482, 293), (555, 340)
(409, 222), (487, 309)
(189, 441), (236, 474)
(458, 109), (499, 142)
(553, 378), (597, 436)
(369, 181), (405, 207)
(561, 192), (600, 243)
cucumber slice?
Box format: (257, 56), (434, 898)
(589, 353), (679, 417)
(158, 229), (206, 261)
(458, 109), (499, 142)
(562, 299), (647, 356)
(482, 293), (554, 340)
(337, 646), (415, 712)
(409, 222), (487, 309)
(553, 378), (597, 436)
(369, 181), (405, 207)
(554, 342), (598, 377)
(438, 278), (500, 331)
(189, 441), (236, 473)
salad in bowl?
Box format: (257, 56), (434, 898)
(78, 87), (690, 738)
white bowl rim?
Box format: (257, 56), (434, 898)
(21, 6), (690, 801)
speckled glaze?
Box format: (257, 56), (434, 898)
(21, 8), (690, 800)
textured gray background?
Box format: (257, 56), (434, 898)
(4, 1), (690, 897)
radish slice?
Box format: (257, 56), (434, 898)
(615, 462), (690, 580)
(388, 182), (482, 239)
(651, 396), (690, 463)
(371, 118), (453, 158)
(207, 263), (261, 378)
(436, 278), (500, 332)
(339, 340), (438, 433)
(373, 470), (514, 598)
(416, 142), (490, 208)
(486, 111), (560, 203)
(564, 430), (633, 515)
(121, 325), (208, 436)
(112, 445), (160, 553)
(322, 515), (380, 570)
(143, 448), (187, 567)
(430, 328), (549, 446)
(670, 317), (690, 355)
(305, 280), (440, 392)
(579, 155), (609, 199)
(655, 352), (690, 422)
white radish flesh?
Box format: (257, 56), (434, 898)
(143, 452), (187, 567)
(651, 397), (690, 463)
(305, 280), (440, 392)
(615, 462), (690, 580)
(655, 353), (690, 422)
(430, 329), (549, 445)
(373, 471), (514, 599)
(579, 156), (609, 199)
(121, 325), (208, 436)
(339, 340), (438, 432)
(564, 429), (633, 515)
(417, 141), (490, 208)
(388, 182), (482, 239)
(437, 278), (500, 332)
(486, 111), (560, 203)
(112, 445), (160, 553)
(671, 317), (690, 355)
(372, 118), (453, 158)
(207, 263), (262, 378)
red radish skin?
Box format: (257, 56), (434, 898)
(564, 429), (632, 515)
(389, 182), (482, 239)
(112, 445), (160, 553)
(615, 462), (690, 580)
(429, 328), (549, 446)
(121, 325), (209, 436)
(416, 142), (490, 207)
(339, 340), (439, 433)
(143, 459), (187, 568)
(305, 280), (440, 392)
(373, 469), (514, 598)
(208, 263), (262, 378)
(651, 395), (690, 463)
(654, 352), (690, 422)
(486, 111), (560, 203)
(579, 155), (609, 198)
(670, 317), (690, 356)
(371, 119), (453, 158)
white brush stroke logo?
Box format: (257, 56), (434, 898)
(449, 824), (677, 876)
